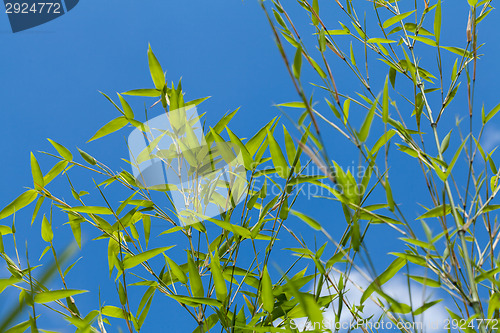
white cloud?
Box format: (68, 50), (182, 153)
(481, 125), (500, 152)
(288, 270), (448, 332)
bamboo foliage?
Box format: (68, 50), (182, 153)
(0, 0), (499, 332)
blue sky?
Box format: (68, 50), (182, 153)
(1, 0), (500, 332)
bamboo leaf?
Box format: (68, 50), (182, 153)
(358, 95), (379, 142)
(187, 253), (204, 298)
(484, 103), (500, 124)
(409, 275), (441, 288)
(77, 148), (97, 165)
(123, 246), (175, 270)
(148, 45), (165, 90)
(47, 139), (73, 161)
(210, 252), (227, 302)
(417, 204), (452, 219)
(34, 289), (87, 304)
(367, 38), (396, 44)
(41, 215), (53, 243)
(31, 152), (44, 190)
(143, 215), (151, 249)
(117, 94), (134, 120)
(165, 255), (187, 284)
(62, 206), (113, 215)
(267, 129), (290, 178)
(414, 299), (442, 315)
(291, 210), (321, 230)
(435, 0), (442, 43)
(293, 46), (302, 79)
(361, 257), (406, 303)
(383, 76), (389, 123)
(383, 11), (416, 29)
(0, 190), (38, 220)
(87, 117), (128, 143)
(122, 89), (161, 97)
(261, 266), (274, 313)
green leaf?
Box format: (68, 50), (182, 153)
(291, 210), (321, 230)
(0, 277), (22, 294)
(68, 215), (83, 248)
(261, 266), (274, 313)
(31, 196), (44, 226)
(384, 175), (395, 212)
(488, 293), (500, 319)
(0, 226), (12, 236)
(87, 117), (129, 143)
(187, 253), (204, 298)
(43, 160), (68, 186)
(414, 299), (442, 315)
(382, 76), (389, 123)
(267, 129), (290, 178)
(370, 130), (395, 155)
(367, 38), (396, 44)
(440, 130), (452, 154)
(435, 0), (442, 44)
(47, 139), (73, 161)
(361, 257), (406, 303)
(123, 246), (174, 270)
(358, 96), (379, 142)
(167, 295), (221, 307)
(483, 205), (500, 213)
(148, 45), (165, 90)
(101, 305), (130, 319)
(143, 215), (151, 249)
(417, 204), (452, 219)
(118, 94), (134, 120)
(442, 46), (473, 58)
(383, 11), (416, 29)
(63, 206), (113, 215)
(165, 255), (187, 284)
(445, 137), (468, 178)
(77, 148), (97, 165)
(31, 152), (44, 190)
(122, 89), (161, 97)
(210, 252), (227, 302)
(311, 0), (319, 25)
(409, 275), (441, 288)
(34, 289), (87, 303)
(484, 103), (500, 124)
(41, 215), (53, 243)
(0, 190), (38, 220)
(276, 102), (306, 108)
(293, 46), (302, 79)
(408, 35), (437, 47)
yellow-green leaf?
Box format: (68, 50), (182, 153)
(47, 139), (73, 161)
(267, 129), (290, 178)
(41, 215), (53, 243)
(291, 210), (321, 230)
(187, 253), (204, 298)
(123, 246), (174, 270)
(34, 289), (87, 303)
(148, 45), (165, 90)
(261, 266), (274, 312)
(63, 206), (113, 215)
(383, 11), (415, 29)
(165, 255), (187, 284)
(118, 94), (134, 120)
(87, 117), (128, 143)
(210, 252), (227, 302)
(0, 190), (38, 220)
(31, 152), (44, 190)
